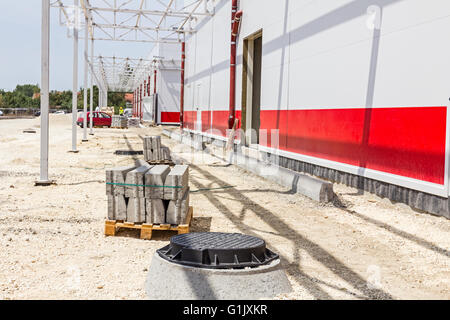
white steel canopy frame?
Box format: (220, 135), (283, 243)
(51, 0), (210, 92)
(52, 0), (210, 43)
(39, 0), (212, 184)
(92, 55), (181, 92)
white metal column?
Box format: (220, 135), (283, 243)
(82, 16), (88, 142)
(89, 38), (94, 135)
(71, 0), (79, 153)
(37, 0), (51, 185)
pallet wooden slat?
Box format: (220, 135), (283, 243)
(146, 160), (175, 166)
(105, 206), (193, 240)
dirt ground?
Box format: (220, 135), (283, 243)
(0, 114), (449, 300)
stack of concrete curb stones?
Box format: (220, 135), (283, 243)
(106, 162), (190, 225)
(143, 136), (171, 162)
(127, 117), (140, 128)
(111, 115), (128, 128)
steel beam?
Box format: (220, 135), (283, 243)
(70, 0), (79, 153)
(91, 23), (194, 33)
(85, 6), (211, 17)
(82, 16), (88, 142)
(89, 37), (94, 135)
(177, 0), (204, 33)
(86, 37), (180, 44)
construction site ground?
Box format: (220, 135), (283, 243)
(0, 114), (449, 300)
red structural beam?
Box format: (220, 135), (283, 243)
(154, 69), (157, 95)
(180, 41), (185, 127)
(133, 89), (136, 117)
(228, 0), (243, 130)
(139, 84), (143, 120)
(144, 80), (147, 100)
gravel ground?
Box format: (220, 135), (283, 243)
(0, 114), (449, 300)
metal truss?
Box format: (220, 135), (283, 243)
(39, 0), (213, 183)
(51, 0), (211, 43)
(91, 55), (180, 92)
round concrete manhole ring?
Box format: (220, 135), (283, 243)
(146, 232), (292, 300)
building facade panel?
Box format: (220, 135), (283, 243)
(183, 0), (450, 196)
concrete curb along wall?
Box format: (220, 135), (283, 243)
(163, 129), (205, 151)
(228, 146), (334, 203)
(145, 253), (292, 300)
(162, 129), (335, 203)
(262, 152), (450, 219)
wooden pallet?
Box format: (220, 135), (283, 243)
(104, 206), (193, 240)
(146, 159), (175, 166)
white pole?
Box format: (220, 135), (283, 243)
(89, 37), (94, 135)
(37, 0), (51, 185)
(82, 16), (88, 142)
(71, 0), (79, 153)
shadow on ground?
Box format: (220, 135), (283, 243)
(187, 162), (394, 300)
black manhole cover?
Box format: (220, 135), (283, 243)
(157, 232), (279, 269)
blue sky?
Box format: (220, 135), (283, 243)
(0, 1), (156, 91)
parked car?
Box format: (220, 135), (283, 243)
(0, 110), (3, 116)
(54, 110), (65, 114)
(34, 111), (41, 117)
(77, 112), (112, 128)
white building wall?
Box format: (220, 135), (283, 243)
(144, 42), (182, 124)
(186, 0), (450, 116)
(158, 69), (181, 124)
(184, 0), (230, 131)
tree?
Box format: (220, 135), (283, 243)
(108, 91), (126, 115)
(50, 90), (73, 110)
(0, 85), (40, 109)
(15, 84), (40, 98)
(0, 84), (129, 111)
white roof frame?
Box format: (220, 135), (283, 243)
(52, 0), (210, 43)
(51, 0), (211, 92)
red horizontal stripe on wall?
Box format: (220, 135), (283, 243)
(200, 110), (241, 136)
(183, 110), (196, 130)
(187, 107), (446, 184)
(161, 112), (180, 123)
(201, 110), (212, 132)
(211, 111), (228, 136)
(260, 107), (446, 185)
